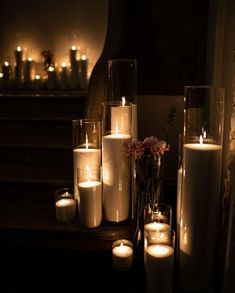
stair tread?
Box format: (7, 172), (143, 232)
(0, 198), (132, 251)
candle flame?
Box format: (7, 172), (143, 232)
(61, 62), (66, 68)
(16, 46), (22, 52)
(4, 61), (9, 66)
(122, 96), (126, 106)
(203, 131), (206, 139)
(0, 72), (3, 78)
(71, 45), (76, 50)
(28, 57), (32, 62)
(81, 54), (87, 60)
(48, 66), (54, 72)
(85, 134), (89, 149)
(199, 135), (203, 144)
(35, 74), (40, 80)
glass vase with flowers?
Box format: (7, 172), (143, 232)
(126, 136), (170, 250)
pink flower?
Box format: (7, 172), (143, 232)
(150, 140), (170, 156)
(126, 139), (144, 159)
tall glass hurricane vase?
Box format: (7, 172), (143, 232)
(178, 86), (224, 292)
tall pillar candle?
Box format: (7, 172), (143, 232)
(145, 244), (174, 293)
(179, 141), (221, 290)
(102, 101), (132, 222)
(2, 61), (12, 89)
(69, 46), (79, 89)
(14, 46), (23, 88)
(24, 57), (33, 88)
(78, 54), (88, 90)
(178, 86), (224, 292)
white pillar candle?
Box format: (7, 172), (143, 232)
(111, 99), (131, 135)
(78, 180), (102, 228)
(14, 46), (23, 87)
(60, 62), (69, 90)
(2, 61), (11, 89)
(103, 133), (131, 222)
(146, 244), (174, 293)
(73, 148), (101, 197)
(34, 74), (41, 90)
(78, 54), (88, 90)
(112, 242), (133, 271)
(24, 57), (32, 88)
(69, 46), (79, 89)
(56, 198), (76, 222)
(179, 142), (221, 291)
(47, 66), (57, 89)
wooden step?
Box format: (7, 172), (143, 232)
(0, 119), (73, 148)
(0, 91), (86, 120)
(0, 146), (73, 184)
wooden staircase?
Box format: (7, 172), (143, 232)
(0, 91), (86, 201)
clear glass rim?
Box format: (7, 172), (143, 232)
(72, 118), (101, 126)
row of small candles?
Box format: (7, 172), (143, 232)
(0, 46), (88, 91)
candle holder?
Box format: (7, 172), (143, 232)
(178, 85), (224, 292)
(72, 119), (101, 199)
(102, 101), (132, 223)
(108, 58), (138, 139)
(55, 188), (76, 223)
(77, 165), (102, 228)
(145, 228), (175, 293)
(112, 239), (133, 271)
(143, 203), (172, 267)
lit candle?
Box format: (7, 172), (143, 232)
(24, 57), (32, 88)
(145, 244), (174, 293)
(47, 66), (57, 89)
(60, 62), (69, 90)
(14, 46), (23, 88)
(111, 97), (131, 135)
(78, 165), (102, 228)
(144, 222), (171, 266)
(34, 74), (41, 90)
(103, 100), (132, 222)
(112, 240), (133, 271)
(2, 61), (11, 89)
(55, 197), (76, 222)
(78, 54), (88, 90)
(179, 135), (221, 289)
(69, 46), (79, 89)
(73, 134), (101, 197)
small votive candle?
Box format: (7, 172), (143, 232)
(112, 239), (133, 271)
(55, 188), (76, 223)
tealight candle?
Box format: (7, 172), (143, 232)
(56, 198), (76, 223)
(55, 188), (76, 223)
(112, 239), (133, 271)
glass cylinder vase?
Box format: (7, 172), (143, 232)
(178, 85), (224, 292)
(102, 101), (132, 223)
(108, 58), (138, 139)
(72, 119), (101, 199)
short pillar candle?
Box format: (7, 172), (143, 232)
(112, 239), (133, 271)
